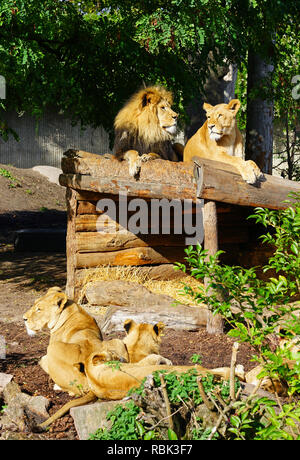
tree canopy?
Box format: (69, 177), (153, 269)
(0, 0), (298, 142)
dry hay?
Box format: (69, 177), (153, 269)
(77, 265), (204, 315)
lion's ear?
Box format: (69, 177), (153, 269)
(91, 352), (112, 365)
(47, 287), (62, 294)
(55, 293), (68, 312)
(227, 99), (241, 115)
(124, 319), (136, 334)
(153, 322), (165, 336)
(141, 90), (159, 108)
(203, 102), (213, 112)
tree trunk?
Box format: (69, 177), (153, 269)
(245, 50), (274, 174)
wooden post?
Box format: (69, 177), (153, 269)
(66, 188), (77, 299)
(203, 200), (224, 334)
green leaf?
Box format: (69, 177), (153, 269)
(167, 428), (178, 440)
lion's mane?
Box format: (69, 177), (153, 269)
(113, 86), (180, 162)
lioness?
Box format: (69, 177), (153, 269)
(123, 318), (172, 365)
(83, 353), (245, 401)
(184, 99), (263, 185)
(23, 287), (129, 396)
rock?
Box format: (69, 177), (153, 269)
(32, 165), (62, 185)
(2, 380), (21, 403)
(0, 373), (13, 394)
(100, 303), (207, 334)
(84, 280), (208, 333)
(85, 280), (183, 308)
(0, 380), (50, 432)
(0, 431), (49, 440)
(70, 400), (126, 440)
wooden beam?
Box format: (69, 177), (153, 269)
(76, 246), (187, 268)
(59, 172), (197, 202)
(193, 157), (300, 210)
(203, 200), (224, 334)
(66, 188), (77, 299)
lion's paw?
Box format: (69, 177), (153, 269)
(242, 160), (264, 185)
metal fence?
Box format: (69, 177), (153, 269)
(0, 110), (111, 168)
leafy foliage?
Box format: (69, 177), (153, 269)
(0, 0), (298, 142)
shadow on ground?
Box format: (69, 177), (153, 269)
(0, 249), (66, 291)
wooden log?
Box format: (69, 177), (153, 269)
(203, 200), (224, 334)
(75, 214), (191, 234)
(61, 150), (196, 187)
(59, 172), (197, 202)
(76, 246), (187, 268)
(76, 231), (188, 253)
(75, 226), (249, 253)
(194, 157), (300, 210)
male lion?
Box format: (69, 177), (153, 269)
(184, 99), (263, 185)
(113, 85), (183, 178)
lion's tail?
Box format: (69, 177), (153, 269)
(39, 390), (97, 430)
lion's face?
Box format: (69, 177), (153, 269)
(156, 98), (178, 135)
(203, 99), (241, 141)
(23, 287), (68, 336)
(114, 86), (178, 146)
(122, 319), (165, 363)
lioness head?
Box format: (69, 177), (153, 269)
(122, 319), (165, 363)
(23, 287), (68, 336)
(114, 86), (178, 142)
(203, 99), (241, 141)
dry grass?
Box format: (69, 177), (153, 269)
(77, 265), (204, 308)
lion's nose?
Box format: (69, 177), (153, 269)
(173, 114), (178, 120)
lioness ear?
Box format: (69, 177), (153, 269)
(56, 293), (68, 312)
(74, 362), (85, 374)
(153, 322), (165, 336)
(124, 319), (136, 334)
(227, 99), (241, 115)
(47, 287), (62, 294)
(92, 352), (111, 365)
(203, 102), (213, 112)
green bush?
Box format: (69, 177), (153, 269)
(89, 195), (300, 440)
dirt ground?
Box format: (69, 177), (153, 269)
(0, 164), (257, 440)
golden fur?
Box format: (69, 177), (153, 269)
(123, 319), (172, 365)
(23, 287), (129, 396)
(83, 357), (245, 401)
(114, 85), (183, 177)
(184, 99), (263, 184)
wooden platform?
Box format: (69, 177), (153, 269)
(59, 149), (300, 332)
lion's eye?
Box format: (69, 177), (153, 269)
(218, 114), (222, 118)
(207, 115), (210, 119)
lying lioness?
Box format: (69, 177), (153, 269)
(84, 353), (245, 401)
(23, 288), (175, 427)
(23, 287), (129, 396)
